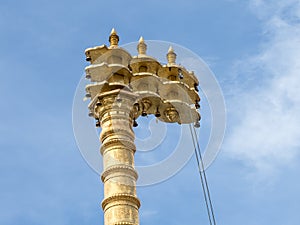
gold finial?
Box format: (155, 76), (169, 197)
(137, 36), (147, 55)
(109, 28), (119, 48)
(110, 28), (116, 35)
(167, 46), (176, 64)
(139, 36), (144, 43)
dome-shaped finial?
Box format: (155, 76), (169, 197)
(109, 28), (119, 48)
(167, 46), (176, 64)
(137, 36), (147, 55)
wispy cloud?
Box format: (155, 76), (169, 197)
(224, 0), (300, 178)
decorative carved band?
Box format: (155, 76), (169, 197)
(102, 110), (132, 117)
(101, 165), (138, 182)
(113, 222), (135, 225)
(100, 129), (134, 144)
(102, 194), (141, 210)
(100, 114), (132, 126)
(100, 139), (136, 155)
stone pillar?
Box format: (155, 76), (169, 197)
(95, 89), (140, 225)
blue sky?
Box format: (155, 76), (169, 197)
(1, 0), (300, 225)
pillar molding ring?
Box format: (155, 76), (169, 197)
(100, 129), (135, 144)
(113, 222), (135, 225)
(100, 140), (136, 155)
(101, 165), (138, 182)
(101, 194), (141, 210)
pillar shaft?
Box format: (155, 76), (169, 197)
(96, 89), (140, 225)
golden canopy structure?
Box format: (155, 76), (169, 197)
(84, 28), (201, 225)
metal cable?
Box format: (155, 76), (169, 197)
(191, 125), (217, 225)
(189, 124), (213, 225)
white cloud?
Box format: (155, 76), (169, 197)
(224, 0), (300, 177)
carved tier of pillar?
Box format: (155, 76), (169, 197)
(95, 89), (140, 225)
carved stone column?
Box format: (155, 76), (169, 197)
(95, 89), (140, 225)
(85, 29), (200, 225)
